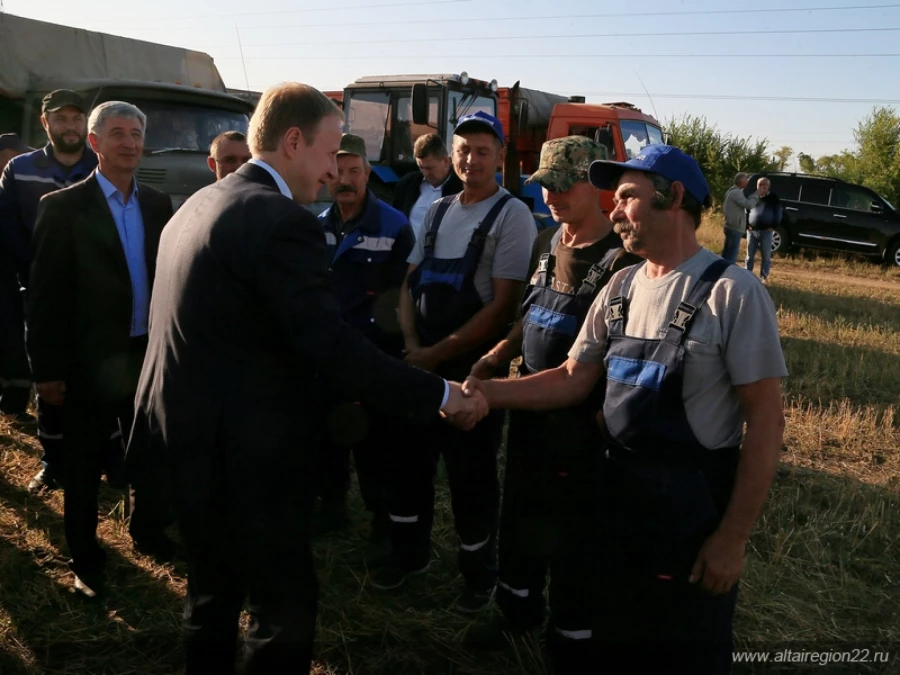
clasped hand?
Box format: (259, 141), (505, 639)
(440, 380), (490, 431)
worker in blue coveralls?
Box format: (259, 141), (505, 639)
(463, 145), (787, 675)
(315, 133), (416, 546)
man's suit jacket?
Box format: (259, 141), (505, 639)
(392, 168), (463, 218)
(128, 162), (445, 526)
(26, 171), (173, 405)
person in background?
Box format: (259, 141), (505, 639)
(745, 177), (781, 285)
(207, 131), (251, 181)
(392, 133), (462, 239)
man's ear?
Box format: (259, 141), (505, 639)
(669, 181), (686, 210)
(207, 156), (216, 173)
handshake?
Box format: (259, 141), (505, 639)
(439, 378), (490, 431)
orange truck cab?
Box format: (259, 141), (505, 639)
(336, 72), (664, 221)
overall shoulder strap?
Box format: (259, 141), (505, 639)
(606, 261), (644, 336)
(576, 246), (624, 298)
(423, 195), (456, 259)
(466, 193), (513, 253)
(663, 258), (731, 344)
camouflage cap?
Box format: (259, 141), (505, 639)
(337, 133), (367, 157)
(526, 135), (609, 192)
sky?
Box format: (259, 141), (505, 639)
(5, 0), (900, 170)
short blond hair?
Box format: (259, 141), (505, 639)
(248, 83), (341, 154)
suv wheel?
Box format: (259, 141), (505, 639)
(887, 239), (900, 268)
(772, 225), (791, 254)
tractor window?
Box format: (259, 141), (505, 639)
(345, 91), (390, 163)
(647, 125), (664, 146)
(395, 94), (440, 162)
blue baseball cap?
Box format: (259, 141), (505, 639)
(589, 144), (711, 207)
(453, 111), (504, 145)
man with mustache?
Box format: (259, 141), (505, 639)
(0, 91), (97, 488)
(463, 145), (786, 674)
(314, 134), (416, 544)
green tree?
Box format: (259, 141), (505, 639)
(665, 115), (776, 207)
(797, 152), (816, 174)
(773, 146), (793, 171)
(852, 106), (900, 205)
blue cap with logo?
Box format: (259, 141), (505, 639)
(453, 111), (505, 145)
(588, 144), (711, 207)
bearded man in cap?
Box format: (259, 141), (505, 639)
(0, 91), (97, 483)
(314, 134), (417, 544)
(464, 136), (640, 671)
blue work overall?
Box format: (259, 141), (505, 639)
(498, 228), (622, 668)
(595, 258), (739, 675)
(387, 193), (511, 591)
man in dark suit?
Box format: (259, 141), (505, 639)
(127, 83), (487, 675)
(392, 133), (462, 239)
(27, 101), (176, 598)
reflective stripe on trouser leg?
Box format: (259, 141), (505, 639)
(497, 580), (529, 598)
(554, 627), (593, 640)
(460, 534), (490, 552)
(389, 514), (419, 523)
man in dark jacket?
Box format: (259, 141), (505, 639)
(27, 101), (176, 598)
(0, 90), (98, 486)
(392, 133), (462, 239)
(745, 177), (781, 285)
(315, 133), (417, 541)
(127, 83), (486, 675)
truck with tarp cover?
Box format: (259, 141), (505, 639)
(0, 13), (254, 209)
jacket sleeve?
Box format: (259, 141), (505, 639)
(0, 162), (31, 271)
(732, 190), (759, 210)
(254, 206), (445, 423)
(26, 193), (76, 382)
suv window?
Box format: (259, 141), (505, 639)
(799, 181), (831, 205)
(831, 184), (874, 211)
(769, 175), (801, 201)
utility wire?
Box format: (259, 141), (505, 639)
(108, 3), (900, 30)
(205, 25), (900, 48)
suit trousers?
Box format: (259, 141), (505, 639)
(386, 409), (503, 591)
(63, 395), (171, 579)
(177, 455), (320, 675)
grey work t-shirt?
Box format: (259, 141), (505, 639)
(408, 188), (537, 304)
(569, 247), (788, 449)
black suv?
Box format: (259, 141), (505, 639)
(744, 172), (900, 267)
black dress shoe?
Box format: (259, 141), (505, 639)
(28, 468), (63, 492)
(132, 535), (184, 563)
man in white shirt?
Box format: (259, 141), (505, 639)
(392, 133), (462, 239)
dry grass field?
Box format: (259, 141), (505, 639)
(1, 213), (898, 674)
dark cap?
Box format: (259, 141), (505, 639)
(337, 133), (367, 157)
(0, 133), (31, 154)
(453, 111), (505, 145)
(589, 144), (711, 207)
(41, 90), (86, 115)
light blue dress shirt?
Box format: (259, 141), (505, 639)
(96, 171), (149, 337)
(246, 157), (451, 410)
